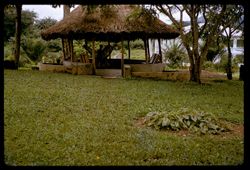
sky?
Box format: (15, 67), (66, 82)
(22, 5), (75, 21)
(22, 5), (181, 24)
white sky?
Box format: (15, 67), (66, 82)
(23, 5), (76, 21)
(22, 5), (189, 24)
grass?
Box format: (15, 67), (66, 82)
(4, 70), (244, 166)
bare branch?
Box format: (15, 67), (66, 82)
(157, 5), (181, 29)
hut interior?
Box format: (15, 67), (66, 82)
(41, 5), (180, 77)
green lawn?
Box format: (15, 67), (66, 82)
(4, 70), (244, 165)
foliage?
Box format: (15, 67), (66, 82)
(34, 17), (57, 30)
(46, 40), (62, 52)
(156, 5), (228, 83)
(163, 41), (188, 69)
(205, 38), (227, 62)
(144, 110), (230, 135)
(122, 39), (144, 50)
(202, 61), (214, 71)
(21, 37), (47, 62)
(4, 42), (35, 67)
(233, 54), (244, 65)
(220, 5), (244, 80)
(214, 53), (238, 73)
(4, 6), (37, 42)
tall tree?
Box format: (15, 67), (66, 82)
(221, 5), (244, 80)
(14, 4), (22, 68)
(4, 6), (37, 42)
(156, 5), (227, 83)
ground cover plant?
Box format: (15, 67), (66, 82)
(4, 70), (244, 165)
(143, 110), (231, 135)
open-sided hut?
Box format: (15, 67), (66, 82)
(41, 5), (180, 76)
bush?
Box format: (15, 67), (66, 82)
(202, 61), (215, 71)
(21, 37), (47, 62)
(163, 41), (188, 69)
(144, 109), (230, 135)
(47, 39), (62, 52)
(233, 54), (244, 66)
(214, 53), (239, 73)
(4, 42), (35, 68)
(123, 39), (144, 49)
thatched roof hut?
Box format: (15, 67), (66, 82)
(41, 5), (180, 41)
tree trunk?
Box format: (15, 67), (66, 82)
(62, 5), (73, 61)
(14, 4), (22, 69)
(144, 39), (148, 63)
(227, 36), (233, 80)
(189, 61), (201, 83)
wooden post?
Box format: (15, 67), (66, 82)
(147, 39), (150, 63)
(61, 39), (65, 61)
(144, 39), (148, 63)
(108, 41), (111, 59)
(158, 38), (162, 63)
(70, 39), (74, 62)
(128, 40), (131, 60)
(121, 40), (124, 77)
(92, 40), (96, 75)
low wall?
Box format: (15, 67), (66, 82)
(129, 63), (166, 72)
(63, 61), (93, 75)
(38, 63), (65, 73)
(131, 71), (190, 81)
(38, 62), (93, 75)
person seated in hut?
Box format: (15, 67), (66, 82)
(83, 41), (116, 68)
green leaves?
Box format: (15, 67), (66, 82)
(144, 110), (231, 135)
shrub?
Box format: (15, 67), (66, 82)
(163, 41), (188, 69)
(202, 61), (215, 71)
(143, 109), (230, 135)
(21, 37), (47, 62)
(214, 53), (239, 73)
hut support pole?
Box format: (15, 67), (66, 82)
(144, 39), (148, 64)
(121, 40), (124, 77)
(108, 41), (111, 59)
(70, 39), (74, 62)
(128, 41), (130, 60)
(62, 39), (66, 61)
(158, 38), (162, 63)
(92, 40), (96, 75)
(147, 39), (150, 62)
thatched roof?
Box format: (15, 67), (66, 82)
(41, 5), (180, 41)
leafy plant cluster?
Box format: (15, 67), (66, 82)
(210, 53), (241, 73)
(4, 7), (62, 67)
(144, 109), (230, 135)
(163, 41), (188, 69)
